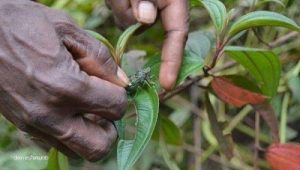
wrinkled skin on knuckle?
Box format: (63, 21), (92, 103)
(55, 22), (81, 38)
(22, 109), (51, 127)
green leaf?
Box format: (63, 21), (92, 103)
(47, 149), (59, 170)
(225, 46), (281, 97)
(57, 152), (69, 170)
(257, 0), (285, 7)
(199, 0), (227, 33)
(190, 0), (201, 7)
(185, 31), (214, 61)
(152, 116), (183, 146)
(223, 75), (262, 94)
(46, 148), (69, 170)
(117, 85), (159, 170)
(159, 135), (180, 170)
(289, 76), (300, 102)
(228, 11), (300, 38)
(87, 23), (142, 64)
(116, 23), (142, 61)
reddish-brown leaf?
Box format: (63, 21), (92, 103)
(266, 143), (300, 170)
(211, 77), (268, 107)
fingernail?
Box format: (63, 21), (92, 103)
(117, 67), (130, 87)
(138, 1), (157, 24)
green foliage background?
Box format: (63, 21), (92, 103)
(0, 0), (300, 169)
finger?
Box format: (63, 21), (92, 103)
(50, 60), (128, 120)
(159, 0), (189, 91)
(107, 0), (136, 29)
(75, 76), (128, 120)
(0, 75), (78, 158)
(24, 125), (80, 159)
(26, 110), (118, 161)
(130, 0), (157, 24)
(56, 24), (129, 87)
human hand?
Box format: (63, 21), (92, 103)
(0, 0), (128, 161)
(106, 0), (189, 91)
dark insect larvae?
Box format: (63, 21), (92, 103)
(126, 67), (153, 95)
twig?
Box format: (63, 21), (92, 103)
(270, 31), (299, 48)
(191, 86), (202, 170)
(280, 92), (290, 143)
(252, 29), (272, 49)
(183, 144), (236, 169)
(159, 75), (204, 102)
(254, 112), (260, 170)
(159, 61), (236, 102)
(169, 96), (204, 119)
(203, 40), (227, 74)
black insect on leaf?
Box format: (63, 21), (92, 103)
(126, 67), (153, 95)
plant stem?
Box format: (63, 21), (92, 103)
(159, 75), (204, 102)
(270, 31), (298, 48)
(203, 36), (232, 74)
(191, 85), (202, 170)
(254, 112), (260, 170)
(159, 61), (236, 102)
(223, 105), (252, 135)
(280, 92), (290, 143)
(252, 29), (272, 49)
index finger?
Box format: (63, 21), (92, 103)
(159, 0), (189, 91)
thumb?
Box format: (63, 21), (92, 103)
(131, 0), (157, 24)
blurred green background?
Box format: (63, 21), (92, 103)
(0, 0), (300, 169)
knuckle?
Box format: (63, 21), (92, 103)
(171, 29), (189, 41)
(66, 78), (87, 95)
(23, 110), (49, 126)
(49, 74), (88, 101)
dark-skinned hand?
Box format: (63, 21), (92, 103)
(106, 0), (189, 91)
(0, 0), (129, 161)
